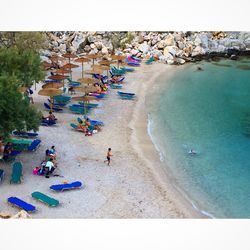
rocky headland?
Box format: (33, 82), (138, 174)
(42, 31), (250, 64)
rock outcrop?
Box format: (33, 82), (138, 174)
(43, 31), (250, 65)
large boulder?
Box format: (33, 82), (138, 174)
(131, 49), (139, 56)
(58, 43), (66, 53)
(163, 46), (178, 56)
(138, 42), (150, 53)
(87, 35), (95, 43)
(157, 40), (166, 49)
(176, 58), (186, 65)
(138, 35), (144, 43)
(191, 45), (205, 57)
(84, 45), (91, 52)
(101, 47), (109, 55)
(165, 34), (175, 46)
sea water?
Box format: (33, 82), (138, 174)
(147, 58), (250, 218)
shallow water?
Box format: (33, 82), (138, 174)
(148, 58), (250, 218)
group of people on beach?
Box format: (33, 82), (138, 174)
(33, 146), (58, 178)
(77, 118), (101, 136)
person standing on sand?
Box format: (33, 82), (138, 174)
(104, 148), (113, 166)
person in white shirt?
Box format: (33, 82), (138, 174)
(45, 158), (56, 178)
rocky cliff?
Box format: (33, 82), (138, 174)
(42, 31), (250, 64)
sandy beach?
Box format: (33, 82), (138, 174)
(0, 62), (201, 218)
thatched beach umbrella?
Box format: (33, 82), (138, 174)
(62, 63), (79, 69)
(38, 88), (63, 110)
(76, 86), (97, 94)
(85, 69), (104, 75)
(85, 54), (101, 65)
(75, 57), (91, 78)
(92, 65), (110, 76)
(72, 95), (97, 115)
(98, 60), (115, 66)
(62, 53), (77, 64)
(72, 95), (97, 102)
(48, 74), (68, 80)
(42, 61), (53, 70)
(62, 63), (79, 79)
(56, 68), (72, 74)
(110, 54), (126, 68)
(77, 77), (97, 85)
(42, 82), (64, 89)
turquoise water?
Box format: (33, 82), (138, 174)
(148, 59), (250, 218)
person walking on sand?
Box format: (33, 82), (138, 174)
(104, 148), (113, 166)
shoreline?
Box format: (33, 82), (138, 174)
(129, 63), (204, 218)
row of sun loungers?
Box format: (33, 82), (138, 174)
(7, 181), (83, 212)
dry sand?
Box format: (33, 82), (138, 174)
(0, 62), (201, 218)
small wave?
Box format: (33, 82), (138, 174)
(147, 114), (164, 162)
(191, 201), (215, 218)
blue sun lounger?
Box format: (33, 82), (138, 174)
(41, 119), (56, 126)
(44, 103), (63, 112)
(50, 181), (82, 191)
(47, 99), (67, 107)
(27, 139), (41, 151)
(7, 197), (36, 212)
(54, 95), (71, 103)
(117, 91), (135, 96)
(12, 131), (38, 138)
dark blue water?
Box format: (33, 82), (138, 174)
(148, 59), (250, 218)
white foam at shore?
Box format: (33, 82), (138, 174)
(147, 114), (164, 162)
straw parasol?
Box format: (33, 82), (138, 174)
(85, 69), (104, 75)
(92, 65), (110, 76)
(56, 68), (72, 74)
(62, 53), (77, 64)
(72, 95), (97, 102)
(75, 57), (91, 78)
(72, 95), (97, 115)
(48, 74), (68, 80)
(76, 86), (97, 94)
(42, 61), (53, 70)
(110, 54), (126, 68)
(38, 88), (63, 110)
(98, 60), (115, 66)
(42, 82), (64, 89)
(77, 77), (97, 85)
(85, 54), (101, 65)
(62, 63), (79, 79)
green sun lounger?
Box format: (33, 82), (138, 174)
(10, 162), (23, 184)
(31, 191), (59, 207)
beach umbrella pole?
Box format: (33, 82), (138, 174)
(82, 62), (84, 79)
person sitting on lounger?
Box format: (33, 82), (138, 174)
(111, 75), (121, 83)
(45, 145), (56, 160)
(78, 120), (87, 133)
(96, 85), (102, 94)
(45, 158), (57, 178)
(85, 118), (91, 128)
(69, 86), (76, 95)
(3, 142), (12, 155)
(43, 111), (56, 122)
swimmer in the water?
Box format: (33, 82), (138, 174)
(189, 149), (197, 155)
